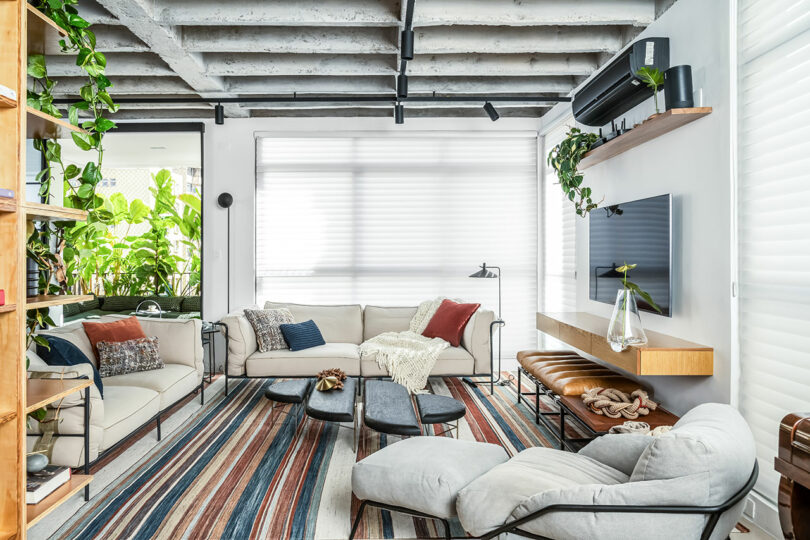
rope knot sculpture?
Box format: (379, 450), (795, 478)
(581, 387), (658, 419)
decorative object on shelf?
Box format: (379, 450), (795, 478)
(581, 387), (658, 419)
(664, 65), (694, 109)
(608, 420), (672, 436)
(26, 453), (48, 474)
(547, 127), (601, 217)
(0, 288), (4, 306)
(316, 368), (347, 391)
(606, 263), (662, 352)
(635, 66), (665, 116)
(0, 188), (14, 199)
(468, 263), (507, 386)
(0, 83), (16, 102)
(26, 465), (71, 505)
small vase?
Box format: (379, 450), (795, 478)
(606, 289), (648, 352)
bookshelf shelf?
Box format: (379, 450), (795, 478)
(0, 197), (15, 213)
(26, 107), (87, 140)
(23, 201), (88, 222)
(26, 475), (93, 528)
(0, 94), (15, 108)
(0, 304), (17, 314)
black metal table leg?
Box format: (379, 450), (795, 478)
(558, 400), (566, 450)
(516, 368), (521, 405)
(84, 386), (90, 500)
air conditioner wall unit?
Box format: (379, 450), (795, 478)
(573, 37), (670, 127)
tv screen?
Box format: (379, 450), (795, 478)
(589, 194), (672, 317)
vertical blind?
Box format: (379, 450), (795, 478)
(738, 0), (810, 503)
(255, 133), (538, 359)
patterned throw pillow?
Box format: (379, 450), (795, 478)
(97, 336), (163, 377)
(244, 308), (295, 352)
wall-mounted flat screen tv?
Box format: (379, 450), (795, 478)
(589, 194), (672, 317)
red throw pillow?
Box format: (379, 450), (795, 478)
(83, 316), (147, 360)
(421, 299), (481, 347)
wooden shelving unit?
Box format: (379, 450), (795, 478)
(0, 411), (16, 425)
(0, 198), (16, 213)
(26, 106), (86, 140)
(25, 294), (93, 310)
(0, 304), (17, 314)
(0, 95), (15, 108)
(23, 201), (88, 222)
(26, 379), (92, 414)
(578, 107), (713, 170)
(537, 312), (713, 376)
(26, 475), (93, 529)
(26, 2), (65, 55)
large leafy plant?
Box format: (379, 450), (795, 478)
(547, 127), (601, 217)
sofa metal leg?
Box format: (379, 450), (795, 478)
(517, 368), (521, 404)
(224, 374), (229, 397)
(156, 415), (162, 441)
(200, 380), (205, 405)
(440, 518), (451, 540)
(349, 500), (367, 540)
(535, 383), (540, 425)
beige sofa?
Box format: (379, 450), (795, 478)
(26, 315), (204, 468)
(220, 302), (495, 393)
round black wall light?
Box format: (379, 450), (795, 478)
(217, 192), (233, 208)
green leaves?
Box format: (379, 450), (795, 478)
(547, 127), (601, 218)
(625, 280), (663, 314)
(636, 67), (664, 90)
(27, 54), (48, 78)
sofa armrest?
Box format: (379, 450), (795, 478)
(461, 309), (495, 375)
(578, 434), (653, 476)
(220, 309), (258, 376)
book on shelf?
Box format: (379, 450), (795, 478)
(0, 188), (14, 199)
(26, 465), (71, 505)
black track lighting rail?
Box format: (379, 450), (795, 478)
(54, 94), (571, 105)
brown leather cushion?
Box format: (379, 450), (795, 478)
(520, 357), (594, 375)
(533, 364), (605, 384)
(551, 375), (645, 396)
(519, 354), (585, 370)
(517, 350), (579, 362)
(541, 368), (616, 386)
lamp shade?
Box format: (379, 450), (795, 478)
(469, 263), (498, 278)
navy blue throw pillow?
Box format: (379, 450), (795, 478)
(279, 320), (326, 351)
(37, 335), (104, 397)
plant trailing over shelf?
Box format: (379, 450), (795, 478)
(547, 127), (601, 217)
(636, 67), (665, 115)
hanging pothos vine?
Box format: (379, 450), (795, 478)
(547, 127), (601, 218)
(26, 0), (118, 347)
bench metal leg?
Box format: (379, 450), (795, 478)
(156, 414), (161, 441)
(349, 500), (367, 540)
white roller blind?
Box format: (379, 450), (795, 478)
(255, 133), (538, 359)
(738, 0), (810, 503)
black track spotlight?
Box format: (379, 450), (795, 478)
(397, 74), (408, 98)
(401, 29), (414, 60)
(395, 103), (404, 124)
(215, 103), (225, 125)
(483, 102), (499, 121)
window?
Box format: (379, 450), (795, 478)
(255, 133), (538, 359)
(737, 0), (810, 503)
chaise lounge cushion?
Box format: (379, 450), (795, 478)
(360, 346), (474, 377)
(100, 385), (160, 451)
(353, 437), (508, 518)
(456, 447), (629, 536)
(246, 343), (361, 377)
(103, 364), (200, 410)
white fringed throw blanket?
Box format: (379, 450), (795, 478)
(359, 298), (451, 393)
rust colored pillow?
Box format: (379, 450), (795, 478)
(83, 316), (147, 360)
(421, 299), (481, 347)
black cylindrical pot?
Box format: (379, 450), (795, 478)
(26, 257), (39, 297)
(664, 65), (694, 109)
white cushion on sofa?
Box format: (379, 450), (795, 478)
(246, 343), (361, 376)
(265, 302), (363, 344)
(360, 346), (474, 377)
(363, 306), (417, 341)
(101, 315), (203, 373)
(100, 385), (160, 451)
(103, 364), (200, 409)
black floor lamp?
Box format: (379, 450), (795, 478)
(468, 263), (507, 389)
(217, 192), (233, 313)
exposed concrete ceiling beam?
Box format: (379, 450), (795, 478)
(204, 53), (396, 76)
(416, 26), (625, 54)
(408, 53), (598, 76)
(250, 107), (551, 118)
(45, 26), (148, 54)
(409, 76), (576, 94)
(224, 76), (393, 94)
(155, 0), (400, 27)
(45, 53), (174, 77)
(182, 27), (398, 54)
(233, 101), (552, 110)
(52, 76), (195, 95)
(412, 0), (655, 27)
(96, 0), (248, 117)
(76, 0), (120, 25)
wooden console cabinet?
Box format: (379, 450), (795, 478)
(536, 312), (713, 376)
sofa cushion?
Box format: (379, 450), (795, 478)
(97, 336), (163, 378)
(360, 346), (474, 377)
(103, 364), (200, 410)
(245, 343), (361, 377)
(100, 385), (160, 451)
(457, 447), (628, 536)
(83, 316), (147, 359)
(353, 437), (508, 519)
(37, 335), (104, 397)
(38, 322), (96, 367)
(101, 316), (204, 374)
(244, 308), (295, 352)
(264, 302), (363, 344)
(143, 295), (184, 312)
(363, 306), (417, 341)
(422, 300), (481, 347)
(279, 320), (326, 351)
(101, 295), (143, 312)
(181, 295), (201, 313)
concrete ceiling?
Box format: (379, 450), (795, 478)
(47, 0), (676, 120)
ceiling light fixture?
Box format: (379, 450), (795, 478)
(401, 29), (414, 60)
(395, 103), (404, 124)
(397, 74), (408, 99)
(215, 103), (224, 125)
(483, 102), (499, 121)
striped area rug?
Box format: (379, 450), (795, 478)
(49, 375), (585, 540)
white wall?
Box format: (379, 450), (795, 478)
(201, 116), (542, 321)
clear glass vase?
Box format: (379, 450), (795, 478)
(606, 289), (648, 352)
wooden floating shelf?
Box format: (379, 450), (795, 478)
(23, 201), (88, 222)
(0, 197), (15, 213)
(26, 3), (66, 55)
(0, 304), (17, 314)
(26, 106), (86, 140)
(537, 311), (713, 376)
(0, 94), (15, 108)
(26, 474), (92, 528)
(579, 107), (713, 170)
(0, 410), (15, 425)
(25, 294), (93, 310)
(26, 378), (92, 414)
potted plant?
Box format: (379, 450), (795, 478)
(636, 67), (665, 118)
(606, 263), (662, 352)
(547, 127), (602, 217)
